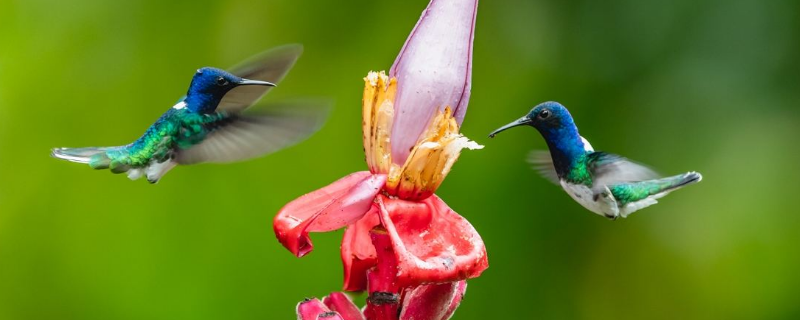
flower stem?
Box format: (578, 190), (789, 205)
(363, 227), (400, 320)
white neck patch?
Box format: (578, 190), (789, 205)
(172, 101), (187, 110)
(580, 136), (594, 152)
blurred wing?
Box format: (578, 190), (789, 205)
(526, 135), (593, 185)
(587, 152), (660, 187)
(175, 100), (331, 165)
(217, 44), (304, 113)
(527, 150), (560, 184)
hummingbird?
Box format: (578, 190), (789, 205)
(52, 44), (329, 183)
(489, 101), (702, 219)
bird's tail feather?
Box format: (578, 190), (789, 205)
(640, 171), (702, 200)
(611, 171), (702, 204)
(613, 172), (702, 218)
(661, 171), (703, 192)
(51, 147), (119, 169)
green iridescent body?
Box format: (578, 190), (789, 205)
(89, 109), (229, 172)
(564, 153), (591, 185)
(565, 151), (694, 206)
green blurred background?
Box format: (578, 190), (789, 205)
(1, 0), (799, 319)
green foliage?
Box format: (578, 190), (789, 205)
(1, 0), (799, 319)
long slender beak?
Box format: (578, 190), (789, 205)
(488, 116), (532, 138)
(237, 78), (276, 87)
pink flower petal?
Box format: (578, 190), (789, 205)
(399, 282), (459, 320)
(377, 194), (488, 287)
(441, 280), (467, 320)
(389, 0), (478, 164)
(323, 292), (365, 320)
(297, 298), (341, 320)
(341, 208), (380, 291)
(274, 172), (386, 257)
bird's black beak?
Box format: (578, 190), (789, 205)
(488, 116), (532, 138)
(237, 78), (276, 87)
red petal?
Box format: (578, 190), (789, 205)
(399, 282), (460, 320)
(323, 292), (365, 320)
(274, 172), (386, 257)
(297, 298), (338, 320)
(377, 194), (488, 287)
(341, 208), (380, 291)
(441, 281), (467, 320)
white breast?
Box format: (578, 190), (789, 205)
(560, 181), (619, 219)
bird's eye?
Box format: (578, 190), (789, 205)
(538, 109), (550, 119)
(215, 76), (228, 86)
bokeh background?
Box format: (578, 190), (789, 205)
(1, 0), (799, 319)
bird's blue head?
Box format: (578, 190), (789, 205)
(489, 101), (577, 138)
(489, 101), (588, 172)
(184, 67), (275, 113)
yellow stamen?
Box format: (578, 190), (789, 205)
(362, 71), (396, 174)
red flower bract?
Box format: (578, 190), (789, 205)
(274, 172), (487, 291)
(378, 195), (486, 287)
(342, 194), (487, 290)
(274, 172), (386, 257)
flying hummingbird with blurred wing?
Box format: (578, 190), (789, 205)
(489, 101), (702, 219)
(52, 44), (330, 183)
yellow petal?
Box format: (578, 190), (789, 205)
(385, 107), (482, 201)
(362, 71), (397, 174)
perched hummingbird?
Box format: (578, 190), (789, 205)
(489, 101), (702, 219)
(52, 44), (329, 183)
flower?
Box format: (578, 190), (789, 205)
(274, 0), (485, 319)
